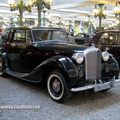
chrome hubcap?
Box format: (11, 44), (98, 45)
(52, 79), (61, 93)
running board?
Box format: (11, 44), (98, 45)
(5, 70), (29, 78)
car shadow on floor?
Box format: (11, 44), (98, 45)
(2, 74), (48, 96)
(3, 75), (120, 112)
(64, 89), (120, 111)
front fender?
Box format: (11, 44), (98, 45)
(24, 55), (79, 88)
(102, 54), (119, 79)
(109, 55), (119, 78)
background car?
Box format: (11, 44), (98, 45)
(0, 27), (119, 103)
(74, 33), (90, 45)
(89, 30), (120, 66)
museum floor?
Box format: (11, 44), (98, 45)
(0, 75), (120, 120)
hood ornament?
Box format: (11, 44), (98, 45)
(105, 47), (109, 51)
(91, 42), (95, 47)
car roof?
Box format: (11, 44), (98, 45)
(5, 26), (65, 31)
(97, 30), (120, 33)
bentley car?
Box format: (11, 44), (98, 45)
(0, 27), (120, 102)
(89, 30), (120, 66)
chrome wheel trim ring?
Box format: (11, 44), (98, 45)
(47, 74), (64, 100)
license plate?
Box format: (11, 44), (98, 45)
(94, 81), (114, 92)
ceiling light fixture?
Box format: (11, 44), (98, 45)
(93, 4), (107, 30)
(114, 2), (120, 18)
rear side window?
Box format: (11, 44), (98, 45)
(13, 30), (26, 42)
(1, 30), (12, 43)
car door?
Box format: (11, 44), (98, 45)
(31, 29), (53, 64)
(19, 29), (35, 72)
(7, 29), (34, 73)
(6, 29), (26, 72)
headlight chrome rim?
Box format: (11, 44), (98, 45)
(72, 52), (84, 64)
(102, 51), (110, 62)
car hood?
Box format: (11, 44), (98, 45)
(33, 40), (88, 54)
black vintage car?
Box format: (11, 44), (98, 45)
(0, 27), (119, 102)
(89, 30), (120, 65)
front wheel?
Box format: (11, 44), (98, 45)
(47, 71), (71, 103)
(100, 88), (111, 92)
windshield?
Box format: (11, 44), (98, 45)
(99, 32), (120, 45)
(32, 29), (69, 42)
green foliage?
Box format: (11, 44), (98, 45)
(0, 20), (4, 25)
(9, 0), (32, 13)
(32, 0), (51, 10)
(117, 23), (120, 29)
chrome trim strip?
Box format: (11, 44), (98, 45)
(71, 84), (94, 92)
(115, 79), (120, 83)
(70, 78), (120, 92)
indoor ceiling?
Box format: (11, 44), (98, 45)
(0, 0), (119, 27)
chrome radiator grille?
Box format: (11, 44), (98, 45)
(85, 49), (101, 81)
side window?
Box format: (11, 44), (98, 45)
(32, 30), (51, 41)
(1, 30), (12, 43)
(41, 30), (50, 40)
(13, 30), (26, 43)
(1, 31), (8, 42)
(52, 31), (66, 41)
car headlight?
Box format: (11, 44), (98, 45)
(72, 52), (84, 64)
(102, 51), (110, 62)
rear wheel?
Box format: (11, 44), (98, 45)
(47, 71), (71, 103)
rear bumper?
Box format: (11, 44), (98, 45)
(70, 77), (120, 92)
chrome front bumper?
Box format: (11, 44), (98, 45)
(71, 77), (120, 92)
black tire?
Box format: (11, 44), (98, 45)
(47, 70), (71, 103)
(0, 56), (6, 77)
(100, 88), (111, 92)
